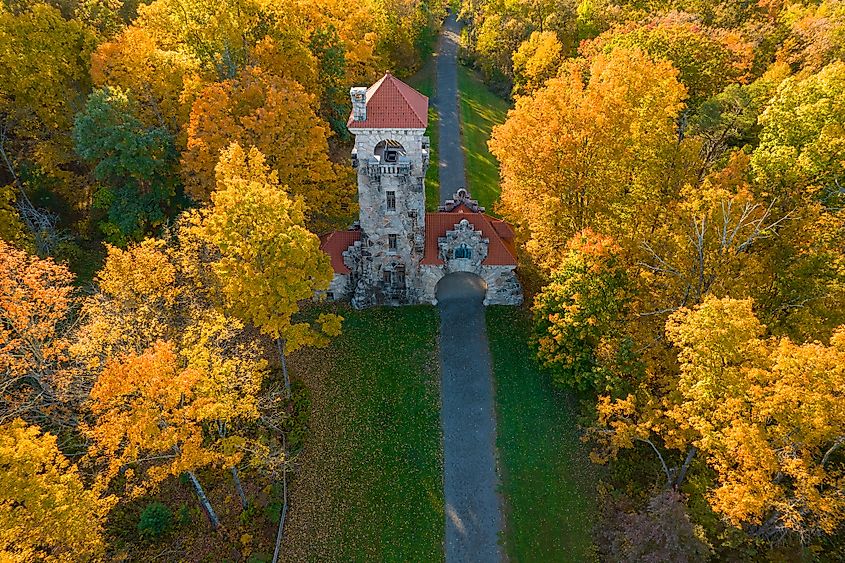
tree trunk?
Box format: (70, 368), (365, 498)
(636, 438), (672, 487)
(187, 471), (221, 530)
(231, 466), (248, 509)
(674, 446), (697, 489)
(276, 337), (290, 396)
(271, 435), (289, 563)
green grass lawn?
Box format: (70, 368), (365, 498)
(283, 306), (443, 562)
(487, 306), (598, 562)
(406, 60), (441, 211)
(458, 65), (510, 213)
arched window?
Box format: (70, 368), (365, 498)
(374, 139), (406, 163)
(454, 244), (472, 259)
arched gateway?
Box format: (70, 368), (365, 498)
(318, 73), (523, 308)
(435, 271), (487, 306)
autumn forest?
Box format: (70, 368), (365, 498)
(2, 0), (845, 561)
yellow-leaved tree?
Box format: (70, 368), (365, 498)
(512, 31), (564, 97)
(595, 296), (845, 542)
(190, 143), (342, 393)
(76, 234), (271, 515)
(90, 25), (204, 144)
(0, 418), (113, 562)
(666, 297), (845, 540)
(0, 4), (96, 207)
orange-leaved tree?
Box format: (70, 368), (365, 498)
(0, 240), (80, 427)
(181, 66), (356, 231)
(75, 234), (270, 511)
(85, 341), (228, 528)
(489, 47), (693, 272)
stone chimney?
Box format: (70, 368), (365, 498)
(350, 87), (367, 122)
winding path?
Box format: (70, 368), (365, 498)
(434, 14), (504, 563)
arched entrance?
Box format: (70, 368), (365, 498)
(435, 271), (487, 305)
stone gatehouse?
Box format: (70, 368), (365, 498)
(319, 73), (522, 307)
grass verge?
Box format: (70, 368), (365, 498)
(487, 306), (597, 562)
(457, 65), (509, 212)
(406, 60), (441, 211)
(282, 306), (443, 561)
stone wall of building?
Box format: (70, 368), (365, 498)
(326, 273), (350, 300)
(349, 127), (430, 307)
(437, 218), (489, 273)
(480, 266), (523, 305)
(419, 264), (523, 306)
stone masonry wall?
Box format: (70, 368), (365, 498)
(349, 127), (429, 306)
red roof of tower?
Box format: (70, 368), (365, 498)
(347, 73), (429, 130)
(319, 230), (361, 274)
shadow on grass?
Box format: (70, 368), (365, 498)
(457, 65), (510, 213)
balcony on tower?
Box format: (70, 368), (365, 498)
(362, 139), (413, 177)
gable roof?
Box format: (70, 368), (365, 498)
(319, 230), (361, 274)
(347, 73), (428, 130)
(422, 209), (517, 266)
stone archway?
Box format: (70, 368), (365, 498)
(435, 271), (487, 305)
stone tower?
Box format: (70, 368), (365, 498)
(346, 74), (430, 307)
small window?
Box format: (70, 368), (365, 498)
(388, 234), (398, 251)
(395, 267), (405, 287)
(454, 244), (472, 259)
(383, 270), (392, 284)
(386, 191), (396, 210)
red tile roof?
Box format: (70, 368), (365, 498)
(319, 230), (361, 274)
(347, 73), (428, 130)
(422, 210), (517, 266)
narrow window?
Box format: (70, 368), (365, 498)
(454, 244), (472, 259)
(386, 191), (396, 210)
(388, 234), (398, 251)
(383, 270), (392, 284)
(395, 267), (406, 287)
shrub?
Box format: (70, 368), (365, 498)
(137, 502), (173, 539)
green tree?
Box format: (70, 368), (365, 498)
(751, 61), (845, 206)
(73, 86), (181, 245)
(532, 229), (633, 392)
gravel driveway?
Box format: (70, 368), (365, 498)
(437, 273), (503, 562)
